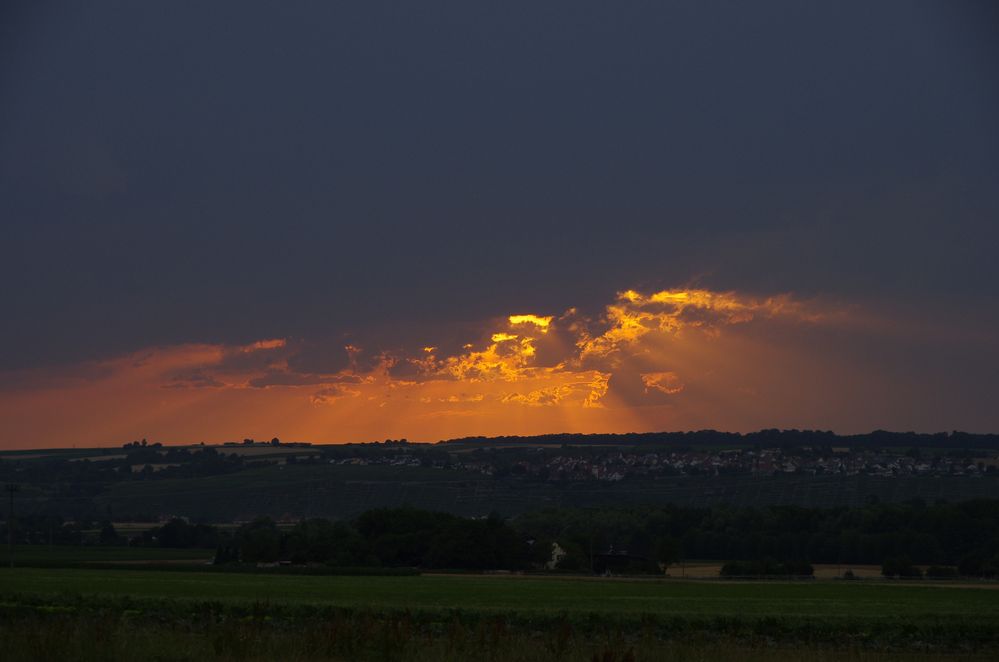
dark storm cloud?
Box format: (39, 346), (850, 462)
(156, 338), (362, 389)
(0, 0), (997, 376)
(285, 343), (352, 377)
(247, 371), (362, 389)
(164, 371), (226, 390)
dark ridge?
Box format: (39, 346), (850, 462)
(439, 429), (999, 449)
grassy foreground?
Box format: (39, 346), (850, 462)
(2, 568), (998, 660)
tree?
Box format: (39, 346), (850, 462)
(156, 518), (193, 548)
(99, 522), (120, 545)
(237, 518), (282, 563)
(959, 554), (999, 578)
(654, 536), (681, 574)
(882, 556), (922, 578)
(286, 518), (364, 564)
(213, 543), (239, 564)
(925, 565), (958, 578)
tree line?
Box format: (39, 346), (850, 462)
(514, 499), (999, 576)
(13, 499), (998, 577)
(443, 429), (999, 450)
(214, 510), (531, 570)
(94, 500), (999, 577)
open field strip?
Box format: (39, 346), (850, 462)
(0, 547), (912, 579)
(3, 568), (998, 619)
(3, 567), (999, 659)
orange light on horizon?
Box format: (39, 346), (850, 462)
(0, 286), (860, 449)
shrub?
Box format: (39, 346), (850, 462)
(881, 557), (922, 578)
(719, 559), (813, 577)
(925, 565), (959, 579)
(958, 554), (999, 578)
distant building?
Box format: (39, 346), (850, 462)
(545, 542), (566, 570)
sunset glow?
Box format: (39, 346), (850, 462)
(3, 278), (996, 449)
(0, 287), (876, 447)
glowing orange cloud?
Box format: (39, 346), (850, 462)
(508, 314), (554, 331)
(241, 339), (287, 352)
(578, 288), (814, 359)
(641, 371), (684, 395)
(0, 286), (895, 448)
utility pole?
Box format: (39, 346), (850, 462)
(6, 484), (19, 569)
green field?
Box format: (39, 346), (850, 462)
(1, 568), (995, 619)
(2, 567), (997, 660)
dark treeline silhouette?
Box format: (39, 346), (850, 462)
(215, 509), (530, 570)
(7, 501), (999, 576)
(442, 429), (999, 450)
(136, 518), (222, 549)
(719, 559), (815, 577)
(28, 500), (989, 577)
(514, 500), (999, 575)
(0, 446), (247, 487)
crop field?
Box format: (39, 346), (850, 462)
(2, 567), (998, 660)
(3, 568), (999, 618)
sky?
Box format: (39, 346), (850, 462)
(1, 1), (997, 448)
